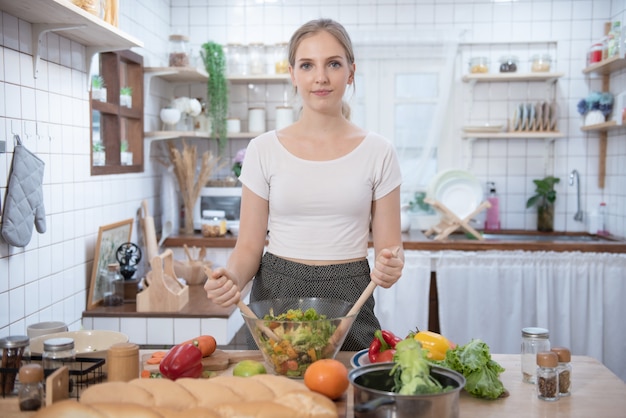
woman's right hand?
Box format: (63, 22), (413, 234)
(204, 267), (241, 307)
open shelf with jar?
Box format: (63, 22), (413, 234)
(0, 0), (142, 80)
(581, 55), (626, 188)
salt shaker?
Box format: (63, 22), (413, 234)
(18, 364), (44, 411)
(521, 327), (550, 384)
(551, 346), (572, 396)
(536, 351), (559, 401)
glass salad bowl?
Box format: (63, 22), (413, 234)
(241, 297), (357, 378)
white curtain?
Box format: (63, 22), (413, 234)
(368, 249), (432, 338)
(435, 250), (626, 382)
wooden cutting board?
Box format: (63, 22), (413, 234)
(141, 349), (230, 373)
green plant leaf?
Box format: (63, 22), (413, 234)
(201, 42), (228, 157)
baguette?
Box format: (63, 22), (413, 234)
(32, 374), (338, 418)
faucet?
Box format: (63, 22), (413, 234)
(569, 170), (584, 222)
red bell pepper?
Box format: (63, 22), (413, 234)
(368, 329), (403, 363)
(159, 343), (203, 380)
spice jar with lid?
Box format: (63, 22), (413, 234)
(0, 335), (30, 396)
(588, 42), (604, 65)
(530, 54), (552, 72)
(536, 351), (559, 401)
(469, 57), (489, 73)
(201, 210), (227, 237)
(226, 43), (247, 75)
(521, 327), (550, 383)
(499, 55), (518, 73)
(103, 263), (123, 306)
(43, 337), (76, 397)
(551, 346), (572, 396)
(169, 34), (190, 67)
(274, 42), (289, 74)
(248, 43), (266, 75)
(18, 364), (44, 411)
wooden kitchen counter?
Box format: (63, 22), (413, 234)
(164, 229), (626, 254)
(2, 352), (625, 417)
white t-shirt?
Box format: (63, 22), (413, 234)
(238, 130), (402, 260)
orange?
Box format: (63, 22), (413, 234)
(304, 359), (349, 400)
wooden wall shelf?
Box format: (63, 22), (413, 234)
(582, 56), (626, 75)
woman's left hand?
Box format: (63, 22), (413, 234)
(370, 246), (404, 288)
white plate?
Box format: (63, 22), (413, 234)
(435, 176), (484, 220)
(350, 349), (371, 368)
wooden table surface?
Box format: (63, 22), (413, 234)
(2, 352), (625, 417)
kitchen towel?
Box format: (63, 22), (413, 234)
(1, 135), (46, 247)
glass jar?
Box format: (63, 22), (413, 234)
(18, 364), (44, 411)
(169, 34), (190, 67)
(521, 327), (550, 384)
(43, 337), (76, 397)
(274, 42), (289, 74)
(71, 0), (102, 17)
(530, 54), (552, 72)
(226, 43), (247, 75)
(499, 55), (518, 73)
(551, 347), (572, 396)
(536, 351), (559, 401)
(0, 335), (30, 396)
(103, 263), (123, 306)
(588, 42), (604, 65)
(201, 210), (227, 237)
(248, 43), (266, 75)
(469, 57), (489, 74)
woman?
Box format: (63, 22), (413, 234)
(204, 18), (404, 350)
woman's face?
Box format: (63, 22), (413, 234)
(290, 30), (354, 114)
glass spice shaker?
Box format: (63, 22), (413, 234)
(18, 364), (44, 411)
(521, 327), (550, 384)
(169, 34), (190, 67)
(43, 337), (76, 397)
(551, 346), (572, 396)
(0, 335), (30, 396)
(536, 351), (559, 401)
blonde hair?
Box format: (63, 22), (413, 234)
(288, 18), (355, 119)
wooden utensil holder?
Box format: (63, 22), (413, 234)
(137, 249), (189, 312)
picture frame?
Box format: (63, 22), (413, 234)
(87, 219), (133, 310)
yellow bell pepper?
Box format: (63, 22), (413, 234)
(413, 330), (454, 361)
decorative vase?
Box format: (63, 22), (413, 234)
(92, 87), (107, 102)
(537, 203), (554, 232)
(584, 110), (605, 126)
(120, 151), (133, 166)
(120, 94), (132, 108)
(93, 151), (105, 166)
(160, 108), (182, 130)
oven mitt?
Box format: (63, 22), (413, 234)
(1, 135), (46, 247)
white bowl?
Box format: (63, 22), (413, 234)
(29, 330), (129, 359)
(27, 321), (68, 339)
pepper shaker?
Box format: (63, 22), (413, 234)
(551, 346), (572, 396)
(18, 364), (44, 411)
(536, 351), (559, 401)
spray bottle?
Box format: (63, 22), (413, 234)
(485, 181), (501, 230)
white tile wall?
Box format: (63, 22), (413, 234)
(1, 0), (626, 341)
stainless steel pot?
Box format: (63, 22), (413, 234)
(349, 363), (465, 418)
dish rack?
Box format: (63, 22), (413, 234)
(424, 197), (490, 241)
(0, 355), (105, 400)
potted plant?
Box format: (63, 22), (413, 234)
(577, 91), (613, 126)
(120, 86), (132, 108)
(200, 41), (228, 156)
(91, 75), (107, 102)
(92, 141), (105, 166)
(120, 140), (132, 166)
(526, 176), (560, 232)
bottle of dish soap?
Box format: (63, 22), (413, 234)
(485, 182), (501, 230)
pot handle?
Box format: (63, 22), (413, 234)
(354, 396), (396, 413)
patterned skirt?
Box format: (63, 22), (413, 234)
(246, 252), (381, 351)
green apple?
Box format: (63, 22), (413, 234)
(233, 360), (267, 377)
